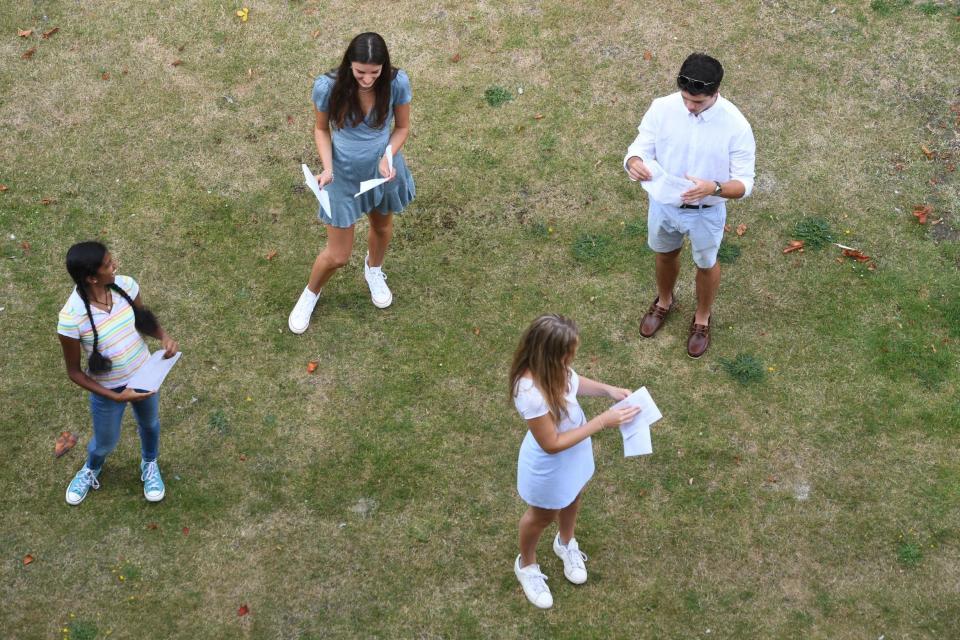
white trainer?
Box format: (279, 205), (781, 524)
(288, 287), (321, 334)
(364, 254), (393, 309)
(553, 535), (588, 584)
(514, 555), (553, 609)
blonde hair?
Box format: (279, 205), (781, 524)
(509, 314), (579, 425)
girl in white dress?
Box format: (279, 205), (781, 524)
(509, 314), (641, 609)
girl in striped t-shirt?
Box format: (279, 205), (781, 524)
(57, 241), (179, 506)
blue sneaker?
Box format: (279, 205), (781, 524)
(65, 466), (100, 505)
(140, 460), (165, 502)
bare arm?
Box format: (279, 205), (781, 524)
(58, 334), (152, 402)
(576, 374), (631, 400)
(314, 108), (334, 186)
(132, 293), (178, 357)
(527, 403), (641, 455)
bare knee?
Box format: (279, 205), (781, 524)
(319, 248), (351, 270)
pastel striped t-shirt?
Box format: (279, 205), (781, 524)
(57, 275), (150, 388)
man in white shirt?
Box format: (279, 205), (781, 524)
(624, 53), (756, 358)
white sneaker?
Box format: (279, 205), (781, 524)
(364, 254), (392, 309)
(288, 287), (321, 334)
(553, 535), (588, 584)
(514, 555), (553, 609)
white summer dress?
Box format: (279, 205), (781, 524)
(514, 369), (595, 509)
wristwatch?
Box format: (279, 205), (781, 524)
(713, 181), (723, 196)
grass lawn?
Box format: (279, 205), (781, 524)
(2, 1), (959, 637)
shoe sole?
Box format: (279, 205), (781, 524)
(288, 317), (309, 334)
(371, 294), (392, 309)
(144, 489), (165, 502)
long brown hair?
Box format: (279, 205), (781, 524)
(328, 32), (396, 129)
(509, 314), (579, 425)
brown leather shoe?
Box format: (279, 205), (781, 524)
(639, 295), (675, 338)
(687, 316), (711, 358)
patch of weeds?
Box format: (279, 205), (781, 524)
(209, 409), (229, 434)
(572, 233), (612, 265)
(263, 414), (277, 428)
(537, 132), (558, 159)
(717, 241), (742, 264)
(897, 541), (922, 566)
(719, 353), (765, 384)
(120, 563), (141, 581)
(484, 85), (513, 107)
(935, 289), (960, 338)
(623, 218), (647, 238)
(870, 324), (952, 387)
(67, 620), (99, 640)
(869, 0), (908, 15)
(527, 220), (551, 239)
(917, 2), (945, 15)
(466, 147), (498, 169)
(792, 217), (833, 248)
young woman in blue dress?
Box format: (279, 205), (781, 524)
(509, 314), (641, 609)
(289, 32), (415, 334)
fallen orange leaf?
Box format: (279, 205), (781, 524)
(54, 431), (77, 457)
(306, 361), (318, 373)
(841, 248), (871, 262)
(533, 113), (544, 120)
(311, 29), (321, 39)
(238, 604), (250, 617)
(182, 527), (189, 536)
(723, 223), (731, 233)
(643, 51), (653, 61)
(17, 29), (33, 38)
(286, 115), (295, 124)
(912, 204), (932, 224)
(450, 53), (461, 63)
(736, 223), (747, 237)
(472, 327), (480, 336)
(21, 47), (36, 60)
(171, 59), (182, 67)
(782, 240), (804, 254)
(101, 71), (110, 80)
(41, 197), (56, 205)
(41, 27), (59, 39)
(20, 240), (31, 254)
(920, 144), (934, 160)
(0, 185), (8, 192)
(265, 249), (278, 260)
(239, 454), (247, 462)
(146, 522), (159, 530)
(23, 554), (34, 565)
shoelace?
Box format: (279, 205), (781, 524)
(522, 567), (549, 593)
(367, 269), (389, 293)
(75, 469), (100, 492)
(141, 461), (159, 484)
(564, 546), (588, 571)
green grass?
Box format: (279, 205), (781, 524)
(1, 1), (959, 638)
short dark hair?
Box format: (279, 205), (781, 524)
(677, 53), (723, 96)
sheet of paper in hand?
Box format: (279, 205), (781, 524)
(639, 160), (695, 207)
(611, 386), (663, 457)
(354, 144), (393, 197)
(125, 351), (182, 393)
(302, 164), (331, 217)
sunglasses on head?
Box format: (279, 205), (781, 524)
(677, 75), (716, 91)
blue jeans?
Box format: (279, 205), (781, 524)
(86, 387), (160, 472)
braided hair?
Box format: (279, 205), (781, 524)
(65, 242), (159, 374)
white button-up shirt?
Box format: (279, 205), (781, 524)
(624, 92), (756, 207)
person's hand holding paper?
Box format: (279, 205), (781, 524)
(355, 145), (393, 197)
(302, 163), (332, 217)
(611, 386), (662, 457)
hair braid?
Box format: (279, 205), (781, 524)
(108, 283), (159, 334)
(76, 287), (112, 373)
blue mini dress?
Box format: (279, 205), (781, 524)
(514, 370), (595, 510)
(311, 70), (416, 228)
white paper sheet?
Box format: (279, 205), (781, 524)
(354, 145), (393, 197)
(126, 351), (182, 392)
(638, 160), (695, 207)
(611, 386), (662, 457)
(302, 164), (331, 217)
